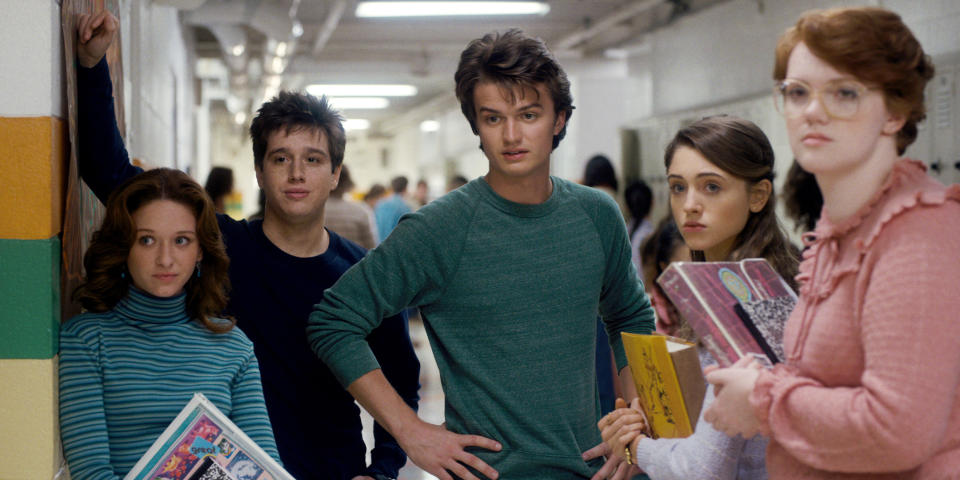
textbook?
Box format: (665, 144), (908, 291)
(124, 393), (293, 480)
(656, 258), (797, 368)
(621, 333), (707, 439)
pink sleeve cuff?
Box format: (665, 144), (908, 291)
(749, 364), (794, 435)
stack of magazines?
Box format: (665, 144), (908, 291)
(123, 393), (294, 480)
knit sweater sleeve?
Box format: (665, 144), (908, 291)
(588, 189), (656, 370)
(228, 346), (282, 463)
(59, 318), (122, 480)
(750, 200), (960, 472)
(633, 386), (752, 480)
(307, 204), (463, 388)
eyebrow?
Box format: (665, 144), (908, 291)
(667, 172), (726, 180)
(477, 102), (544, 116)
(136, 228), (197, 234)
(266, 147), (328, 158)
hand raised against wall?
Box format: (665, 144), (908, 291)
(76, 10), (118, 68)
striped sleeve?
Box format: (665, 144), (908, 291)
(59, 319), (122, 480)
(229, 349), (281, 463)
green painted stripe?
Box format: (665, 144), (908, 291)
(0, 237), (60, 358)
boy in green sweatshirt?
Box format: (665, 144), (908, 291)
(308, 29), (654, 480)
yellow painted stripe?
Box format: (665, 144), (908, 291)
(0, 116), (65, 240)
(0, 357), (60, 479)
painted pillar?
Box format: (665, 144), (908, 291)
(0, 1), (67, 478)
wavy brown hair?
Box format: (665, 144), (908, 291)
(455, 29), (575, 149)
(774, 7), (935, 155)
(73, 168), (234, 333)
(664, 116), (799, 288)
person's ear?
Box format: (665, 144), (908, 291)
(331, 165), (341, 188)
(749, 179), (772, 213)
(882, 111), (907, 136)
(553, 110), (567, 136)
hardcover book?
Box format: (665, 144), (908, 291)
(656, 258), (797, 368)
(124, 393), (293, 480)
(621, 332), (707, 439)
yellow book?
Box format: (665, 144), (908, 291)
(621, 333), (707, 438)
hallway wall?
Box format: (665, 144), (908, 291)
(0, 1), (66, 477)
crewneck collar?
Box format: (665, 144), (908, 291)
(114, 285), (191, 325)
(474, 176), (561, 218)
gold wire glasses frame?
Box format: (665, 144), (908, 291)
(773, 78), (872, 120)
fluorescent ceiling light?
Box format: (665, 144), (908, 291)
(328, 97), (390, 109)
(271, 57), (285, 74)
(344, 119), (371, 131)
(231, 44), (245, 56)
(307, 84), (417, 97)
(420, 120), (439, 132)
(275, 42), (288, 57)
(356, 1), (549, 17)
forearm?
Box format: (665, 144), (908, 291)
(617, 364), (638, 402)
(633, 390), (744, 480)
(347, 369), (423, 443)
(367, 311), (421, 476)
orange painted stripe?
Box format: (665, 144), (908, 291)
(0, 116), (66, 240)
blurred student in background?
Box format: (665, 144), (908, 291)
(325, 165), (377, 249)
(583, 154), (628, 218)
(781, 160), (822, 233)
(704, 7), (960, 478)
(375, 175), (412, 240)
(204, 166), (234, 214)
(624, 179), (654, 274)
(447, 174), (469, 192)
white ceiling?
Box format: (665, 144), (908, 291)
(178, 0), (730, 134)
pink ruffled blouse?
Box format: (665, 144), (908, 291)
(749, 159), (960, 479)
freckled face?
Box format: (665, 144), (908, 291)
(667, 146), (753, 261)
(474, 82), (565, 184)
(127, 199), (202, 297)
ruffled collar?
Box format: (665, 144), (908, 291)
(796, 159), (960, 300)
(114, 286), (191, 325)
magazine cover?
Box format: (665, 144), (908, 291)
(124, 393), (293, 480)
(656, 258), (797, 367)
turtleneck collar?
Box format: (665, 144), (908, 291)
(114, 285), (191, 325)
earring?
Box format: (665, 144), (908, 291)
(195, 262), (202, 278)
(120, 271), (126, 279)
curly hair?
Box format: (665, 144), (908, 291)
(774, 7), (935, 154)
(664, 116), (799, 288)
(73, 168), (234, 333)
(454, 29), (575, 149)
(249, 90), (346, 171)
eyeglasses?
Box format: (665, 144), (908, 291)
(773, 78), (872, 120)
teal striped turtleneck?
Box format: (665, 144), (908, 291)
(59, 287), (280, 480)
